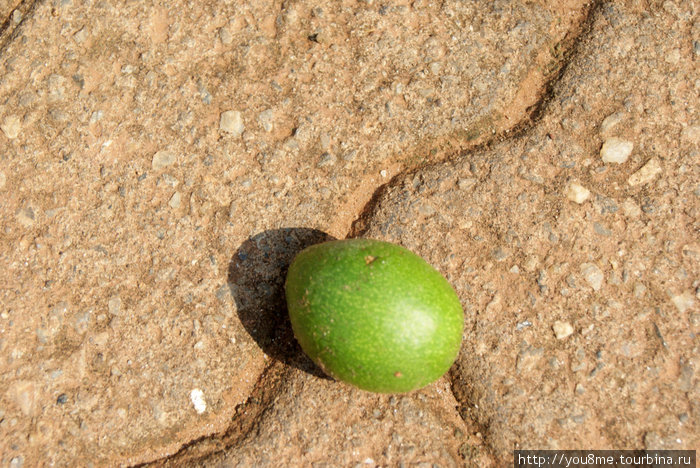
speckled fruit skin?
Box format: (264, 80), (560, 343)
(285, 238), (464, 393)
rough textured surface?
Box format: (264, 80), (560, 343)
(359, 1), (699, 462)
(0, 0), (697, 466)
(174, 364), (491, 467)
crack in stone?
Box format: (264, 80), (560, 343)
(346, 1), (604, 464)
(348, 0), (602, 243)
(442, 0), (604, 461)
(135, 2), (603, 465)
(137, 362), (291, 467)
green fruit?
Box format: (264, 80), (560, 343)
(285, 238), (463, 393)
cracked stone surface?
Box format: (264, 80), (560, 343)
(172, 364), (491, 467)
(0, 0), (697, 466)
(358, 1), (699, 462)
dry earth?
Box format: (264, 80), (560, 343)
(0, 0), (697, 467)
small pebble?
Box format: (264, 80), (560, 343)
(198, 84), (212, 104)
(600, 112), (623, 134)
(1, 115), (21, 139)
(8, 381), (36, 416)
(622, 198), (641, 218)
(169, 191), (182, 209)
(671, 292), (695, 313)
(215, 284), (230, 302)
(628, 157), (662, 186)
(219, 110), (244, 136)
(317, 152), (336, 167)
(342, 149), (357, 161)
(258, 109), (274, 132)
(564, 182), (591, 204)
(680, 125), (699, 144)
(73, 27), (88, 43)
(0, 171), (6, 189)
(108, 296), (121, 315)
(665, 49), (680, 64)
(600, 137), (633, 164)
(457, 178), (477, 191)
(15, 207), (35, 227)
(492, 247), (510, 262)
(580, 263), (604, 291)
(553, 320), (574, 339)
(516, 345), (543, 373)
(152, 150), (177, 170)
(593, 222), (612, 236)
(48, 74), (67, 101)
(162, 174), (179, 187)
(524, 256), (539, 272)
(89, 110), (104, 123)
(417, 202), (435, 216)
(219, 27), (233, 44)
(190, 388), (206, 414)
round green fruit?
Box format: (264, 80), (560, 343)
(285, 238), (464, 393)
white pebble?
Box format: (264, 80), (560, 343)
(680, 125), (699, 145)
(600, 112), (623, 134)
(1, 115), (21, 139)
(457, 178), (477, 191)
(665, 49), (681, 64)
(15, 207), (35, 227)
(108, 296), (121, 315)
(8, 381), (37, 416)
(671, 293), (695, 313)
(0, 171), (5, 189)
(627, 157), (662, 186)
(219, 110), (244, 136)
(258, 109), (274, 132)
(600, 137), (633, 164)
(219, 27), (233, 45)
(73, 27), (89, 43)
(553, 321), (574, 339)
(580, 263), (604, 291)
(622, 198), (641, 218)
(190, 389), (206, 414)
(152, 150), (177, 170)
(564, 182), (591, 204)
(169, 191), (182, 209)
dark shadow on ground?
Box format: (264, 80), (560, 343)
(228, 228), (336, 379)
